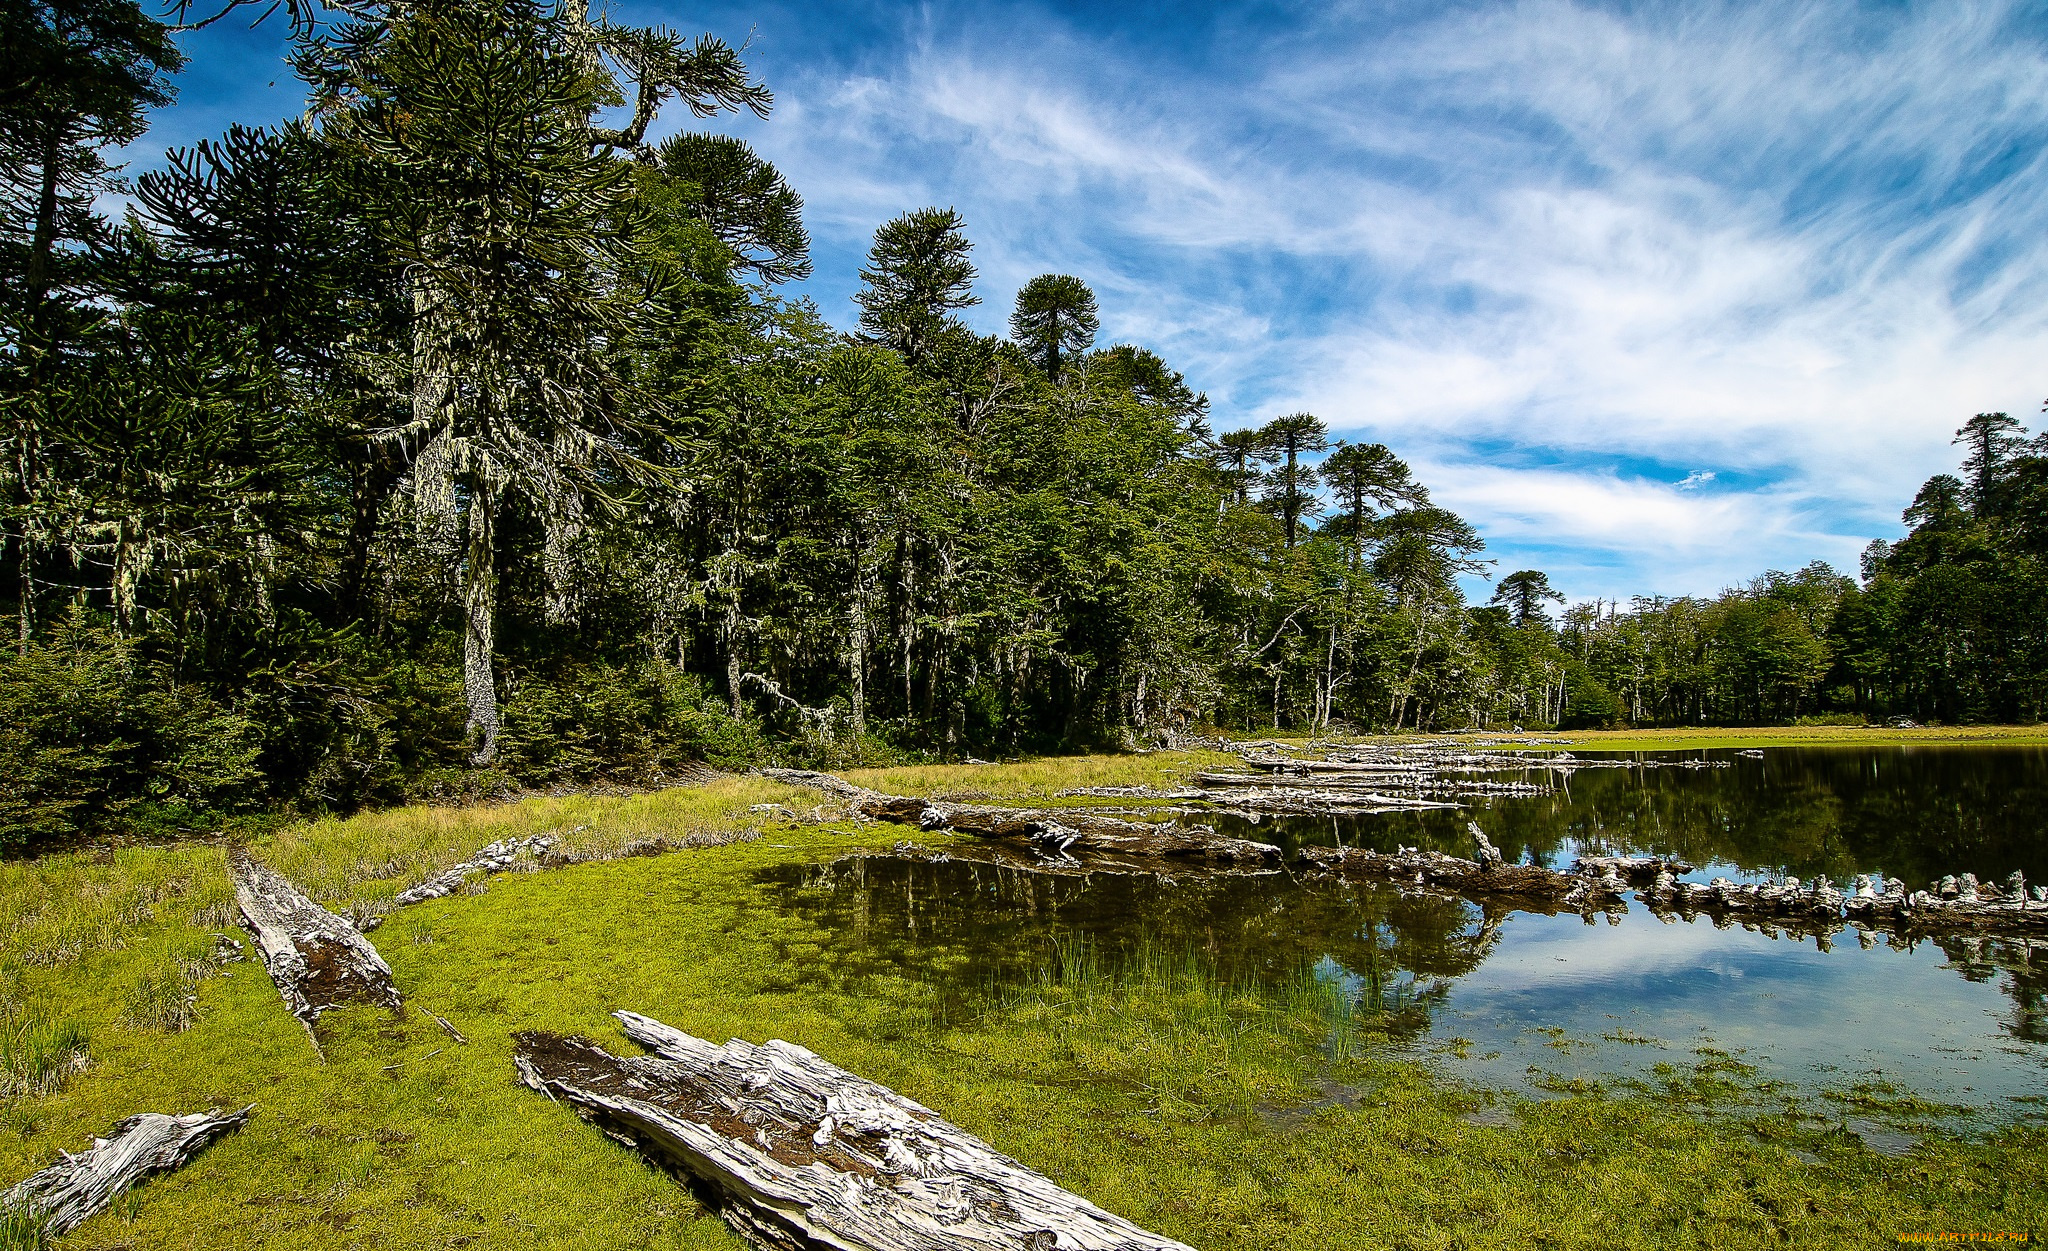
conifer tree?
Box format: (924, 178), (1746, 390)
(308, 0), (769, 763)
(647, 132), (810, 284)
(1490, 570), (1565, 629)
(1, 0), (182, 651)
(1258, 412), (1328, 546)
(854, 208), (977, 367)
(1009, 273), (1098, 381)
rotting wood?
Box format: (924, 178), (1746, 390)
(515, 1012), (1196, 1251)
(770, 755), (2048, 940)
(1641, 866), (2048, 935)
(1299, 844), (1636, 908)
(389, 833), (564, 906)
(1224, 744), (2048, 938)
(870, 841), (1279, 882)
(359, 823), (763, 931)
(758, 768), (1279, 866)
(2, 1107), (250, 1238)
(229, 850), (401, 1044)
(1295, 825), (2048, 939)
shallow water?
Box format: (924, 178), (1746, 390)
(762, 747), (2048, 1120)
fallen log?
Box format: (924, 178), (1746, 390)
(760, 768), (1279, 866)
(867, 841), (1280, 882)
(361, 823), (764, 931)
(1641, 867), (2048, 935)
(386, 833), (563, 909)
(1298, 822), (1693, 911)
(230, 850), (401, 1043)
(1298, 844), (1619, 907)
(516, 1013), (1195, 1251)
(3, 1107), (250, 1238)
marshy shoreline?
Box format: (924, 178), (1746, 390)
(3, 739), (2046, 1248)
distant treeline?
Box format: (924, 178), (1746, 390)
(3, 0), (2041, 847)
(1561, 412), (2048, 731)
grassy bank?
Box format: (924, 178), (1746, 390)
(1537, 724), (2048, 750)
(1273, 724), (2048, 751)
(2, 759), (2042, 1249)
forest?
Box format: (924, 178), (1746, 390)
(7, 0), (2048, 847)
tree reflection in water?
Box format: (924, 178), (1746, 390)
(766, 855), (1504, 1037)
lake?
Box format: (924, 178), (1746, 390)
(762, 746), (2048, 1132)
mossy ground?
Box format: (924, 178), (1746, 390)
(3, 758), (2043, 1249)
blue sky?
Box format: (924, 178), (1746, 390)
(128, 0), (2048, 605)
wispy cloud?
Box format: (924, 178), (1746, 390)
(708, 0), (2048, 601)
(141, 0), (2048, 603)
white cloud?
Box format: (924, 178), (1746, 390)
(697, 0), (2048, 598)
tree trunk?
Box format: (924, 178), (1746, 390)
(515, 1013), (1197, 1251)
(14, 527), (29, 657)
(230, 849), (402, 1048)
(25, 119), (65, 371)
(759, 769), (1280, 865)
(463, 488), (499, 765)
(849, 616), (867, 739)
(15, 120), (70, 655)
(3, 1108), (251, 1238)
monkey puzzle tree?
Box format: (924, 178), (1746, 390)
(1008, 273), (1098, 382)
(308, 0), (770, 763)
(645, 132), (809, 284)
(1490, 569), (1565, 629)
(1214, 428), (1275, 506)
(1, 0), (183, 651)
(1321, 440), (1425, 561)
(1954, 411), (2026, 517)
(1257, 412), (1328, 547)
(854, 207), (977, 368)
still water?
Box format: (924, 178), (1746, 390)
(763, 748), (2048, 1123)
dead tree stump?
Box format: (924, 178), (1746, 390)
(229, 850), (402, 1044)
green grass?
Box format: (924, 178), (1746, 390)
(843, 749), (1241, 801)
(1534, 724), (2048, 750)
(1, 759), (2042, 1249)
(1384, 724), (2048, 750)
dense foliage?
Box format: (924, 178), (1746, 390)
(2, 0), (2040, 846)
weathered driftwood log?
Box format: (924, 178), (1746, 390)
(1640, 867), (2048, 935)
(1056, 786), (1209, 801)
(230, 850), (401, 1041)
(1298, 845), (1624, 907)
(516, 1013), (1194, 1251)
(1299, 822), (1694, 912)
(390, 834), (562, 907)
(759, 769), (1279, 866)
(364, 823), (763, 930)
(2, 1108), (250, 1238)
(1241, 748), (1726, 778)
(871, 841), (1278, 882)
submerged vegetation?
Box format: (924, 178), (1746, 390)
(5, 0), (2047, 853)
(0, 761), (2041, 1247)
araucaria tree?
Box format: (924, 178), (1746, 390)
(2, 0), (183, 651)
(1009, 274), (1099, 381)
(305, 0), (769, 763)
(1258, 412), (1328, 546)
(1491, 571), (1565, 629)
(5, 0), (2046, 850)
(853, 207), (978, 365)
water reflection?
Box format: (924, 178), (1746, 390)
(1219, 746), (2048, 890)
(762, 748), (2048, 1115)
